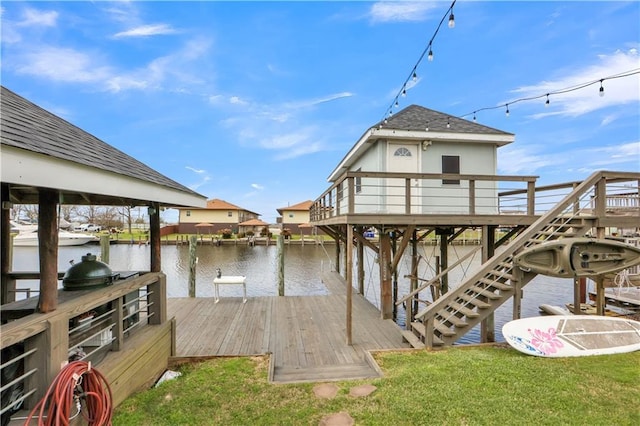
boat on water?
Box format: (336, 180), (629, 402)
(514, 237), (640, 278)
(11, 226), (98, 247)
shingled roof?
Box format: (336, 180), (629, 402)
(1, 86), (206, 207)
(327, 104), (515, 182)
(375, 105), (513, 135)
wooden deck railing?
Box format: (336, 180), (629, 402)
(310, 171), (640, 222)
(0, 272), (166, 415)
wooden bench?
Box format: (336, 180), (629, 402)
(212, 276), (247, 303)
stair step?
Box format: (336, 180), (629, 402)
(438, 311), (468, 328)
(448, 301), (479, 318)
(273, 363), (379, 382)
(410, 322), (444, 345)
(478, 278), (512, 291)
(487, 269), (516, 282)
(468, 287), (501, 300)
(458, 293), (491, 309)
(401, 329), (425, 349)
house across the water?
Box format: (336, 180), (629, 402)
(178, 198), (260, 234)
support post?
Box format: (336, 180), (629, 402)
(480, 225), (496, 343)
(150, 202), (161, 272)
(573, 277), (581, 315)
(409, 229), (418, 328)
(437, 228), (451, 294)
(346, 225), (353, 345)
(1, 183), (13, 304)
(100, 234), (110, 264)
(379, 230), (393, 319)
(277, 234), (285, 296)
(37, 189), (58, 313)
(357, 227), (364, 294)
(188, 235), (197, 297)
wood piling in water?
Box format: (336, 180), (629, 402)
(188, 235), (197, 297)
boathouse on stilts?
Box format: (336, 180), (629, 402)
(309, 104), (640, 348)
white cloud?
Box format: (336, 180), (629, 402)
(251, 183), (264, 190)
(18, 8), (58, 27)
(16, 46), (112, 83)
(369, 2), (439, 23)
(186, 166), (206, 174)
(511, 49), (640, 118)
(113, 24), (178, 38)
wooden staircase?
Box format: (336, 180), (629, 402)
(405, 175), (608, 347)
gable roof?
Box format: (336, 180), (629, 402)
(1, 86), (207, 207)
(204, 198), (259, 216)
(276, 200), (313, 215)
(376, 105), (513, 135)
(328, 104), (515, 182)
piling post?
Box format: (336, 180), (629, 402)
(100, 234), (110, 264)
(277, 234), (285, 296)
(188, 235), (197, 297)
(480, 225), (497, 343)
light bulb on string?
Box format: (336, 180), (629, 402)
(599, 80), (605, 97)
(473, 112), (477, 122)
(448, 12), (455, 28)
(446, 118), (450, 128)
(402, 88), (407, 97)
(428, 49), (434, 62)
(505, 104), (510, 117)
(395, 100), (399, 108)
(412, 71), (417, 82)
(545, 94), (550, 107)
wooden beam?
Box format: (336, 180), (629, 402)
(379, 231), (393, 319)
(390, 225), (415, 272)
(353, 231), (379, 253)
(480, 225), (497, 343)
(356, 226), (364, 294)
(1, 183), (13, 304)
(150, 202), (161, 272)
(346, 225), (353, 345)
(37, 189), (58, 313)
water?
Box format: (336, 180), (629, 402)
(11, 243), (579, 343)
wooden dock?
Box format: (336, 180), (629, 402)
(167, 271), (410, 383)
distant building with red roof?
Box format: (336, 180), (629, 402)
(178, 198), (260, 234)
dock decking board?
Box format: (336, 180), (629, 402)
(167, 271), (410, 382)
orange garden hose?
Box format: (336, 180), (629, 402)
(25, 360), (113, 426)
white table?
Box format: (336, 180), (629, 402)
(213, 276), (247, 303)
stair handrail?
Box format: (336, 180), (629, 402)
(415, 170), (620, 320)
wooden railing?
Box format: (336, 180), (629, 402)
(310, 171), (539, 221)
(0, 272), (166, 415)
(310, 170), (640, 222)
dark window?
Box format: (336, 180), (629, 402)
(228, 211), (233, 217)
(355, 167), (362, 193)
(186, 210), (191, 217)
(442, 155), (460, 184)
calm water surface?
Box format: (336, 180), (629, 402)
(12, 243), (579, 343)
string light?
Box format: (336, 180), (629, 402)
(460, 68), (640, 121)
(505, 104), (510, 117)
(545, 94), (550, 107)
(446, 118), (451, 128)
(378, 0), (457, 126)
(473, 112), (477, 122)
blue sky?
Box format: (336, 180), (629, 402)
(1, 1), (639, 223)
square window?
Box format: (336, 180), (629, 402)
(442, 155), (460, 184)
(228, 211), (233, 217)
(186, 210), (191, 217)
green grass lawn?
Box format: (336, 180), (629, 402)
(113, 346), (639, 425)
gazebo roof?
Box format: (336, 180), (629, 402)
(1, 86), (206, 208)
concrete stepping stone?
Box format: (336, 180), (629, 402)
(313, 383), (339, 399)
(349, 384), (377, 397)
(319, 412), (354, 426)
